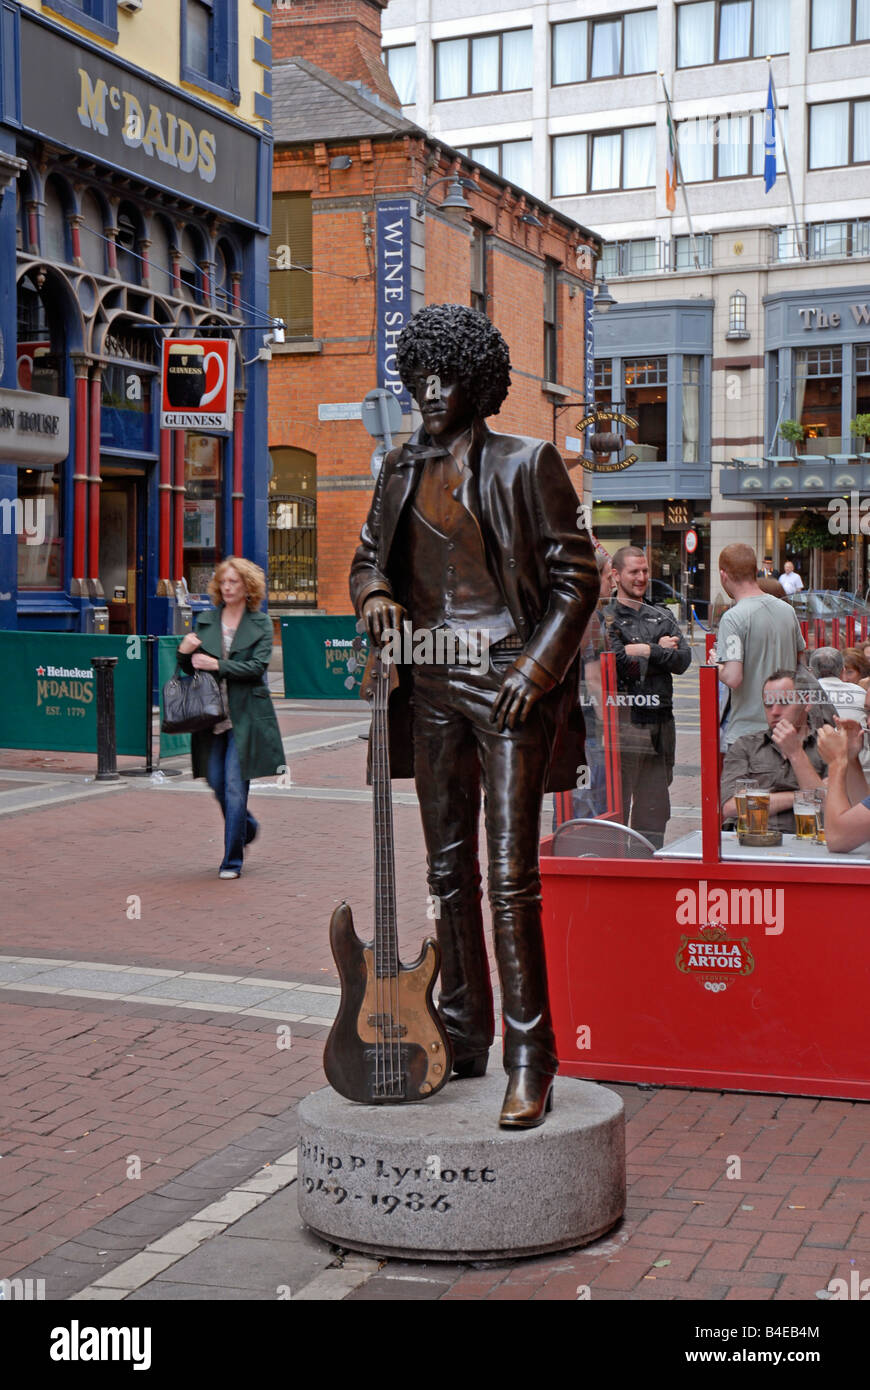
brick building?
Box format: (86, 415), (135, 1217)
(268, 0), (601, 617)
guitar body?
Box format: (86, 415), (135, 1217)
(324, 901), (452, 1104)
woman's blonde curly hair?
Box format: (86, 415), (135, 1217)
(208, 556), (266, 611)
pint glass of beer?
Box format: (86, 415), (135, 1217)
(813, 788), (827, 845)
(793, 791), (817, 840)
(734, 779), (758, 835)
(745, 788), (771, 836)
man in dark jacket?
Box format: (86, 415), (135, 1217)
(605, 546), (692, 849)
(350, 304), (597, 1128)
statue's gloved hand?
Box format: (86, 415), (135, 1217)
(361, 593), (407, 646)
(491, 665), (546, 731)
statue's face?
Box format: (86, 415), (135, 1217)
(412, 373), (475, 441)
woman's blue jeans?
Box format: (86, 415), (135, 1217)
(205, 730), (258, 872)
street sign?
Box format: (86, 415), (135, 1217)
(361, 388), (403, 441)
(317, 402), (363, 421)
(685, 529), (698, 554)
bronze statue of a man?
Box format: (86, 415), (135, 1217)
(350, 304), (597, 1127)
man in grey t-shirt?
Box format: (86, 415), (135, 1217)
(713, 543), (806, 747)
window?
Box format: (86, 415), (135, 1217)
(678, 108), (786, 181)
(809, 100), (870, 168)
(270, 194), (313, 338)
(43, 0), (118, 42)
(435, 29), (532, 99)
(625, 357), (668, 459)
(544, 260), (557, 382)
(183, 435), (223, 597)
(17, 272), (64, 590)
(268, 449), (316, 606)
(855, 344), (870, 417)
(181, 0), (239, 104)
(811, 0), (870, 48)
(384, 45), (416, 104)
(552, 126), (655, 196)
(682, 357), (701, 461)
(594, 358), (613, 407)
(600, 239), (667, 275)
(552, 11), (656, 84)
(677, 0), (788, 66)
(793, 346), (843, 445)
(459, 141), (533, 189)
(673, 233), (713, 268)
(470, 226), (487, 315)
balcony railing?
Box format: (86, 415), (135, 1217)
(771, 221), (870, 263)
(601, 234), (713, 278)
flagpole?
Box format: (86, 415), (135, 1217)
(767, 58), (804, 260)
(660, 73), (700, 270)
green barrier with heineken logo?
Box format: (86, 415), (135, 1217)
(280, 615), (367, 699)
(0, 632), (148, 755)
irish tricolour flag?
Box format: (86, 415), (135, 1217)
(665, 110), (677, 212)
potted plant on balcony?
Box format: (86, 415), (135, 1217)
(779, 419), (805, 458)
(850, 414), (870, 455)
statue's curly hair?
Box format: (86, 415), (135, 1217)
(395, 303), (512, 419)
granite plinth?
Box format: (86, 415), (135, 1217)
(297, 1074), (625, 1261)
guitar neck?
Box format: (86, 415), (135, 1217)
(371, 659), (399, 979)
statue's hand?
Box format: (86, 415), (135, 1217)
(361, 594), (406, 645)
(491, 666), (544, 731)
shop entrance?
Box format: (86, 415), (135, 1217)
(99, 469), (146, 634)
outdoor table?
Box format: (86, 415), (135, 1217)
(656, 829), (870, 866)
(540, 664), (870, 1100)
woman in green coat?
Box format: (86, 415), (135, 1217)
(177, 557), (284, 878)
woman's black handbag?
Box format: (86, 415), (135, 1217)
(161, 667), (224, 734)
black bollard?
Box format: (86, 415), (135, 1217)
(92, 656), (120, 782)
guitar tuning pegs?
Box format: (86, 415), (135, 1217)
(347, 657), (358, 673)
(344, 676), (356, 690)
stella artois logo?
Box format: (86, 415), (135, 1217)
(675, 922), (755, 994)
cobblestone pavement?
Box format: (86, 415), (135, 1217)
(1, 683), (868, 1303)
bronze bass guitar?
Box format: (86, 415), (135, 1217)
(324, 644), (452, 1103)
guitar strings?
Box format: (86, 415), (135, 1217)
(374, 656), (402, 1096)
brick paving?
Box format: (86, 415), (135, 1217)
(0, 688), (867, 1302)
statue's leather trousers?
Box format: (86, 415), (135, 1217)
(411, 651), (559, 1077)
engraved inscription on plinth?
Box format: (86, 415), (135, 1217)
(297, 1076), (626, 1262)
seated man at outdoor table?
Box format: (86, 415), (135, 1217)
(816, 722), (870, 851)
(720, 669), (834, 833)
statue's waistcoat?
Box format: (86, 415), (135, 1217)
(404, 455), (515, 642)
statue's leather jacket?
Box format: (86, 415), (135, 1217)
(349, 421), (599, 788)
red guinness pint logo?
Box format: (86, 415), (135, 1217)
(675, 923), (755, 994)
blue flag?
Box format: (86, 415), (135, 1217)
(764, 74), (777, 193)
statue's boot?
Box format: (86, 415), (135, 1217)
(493, 902), (558, 1128)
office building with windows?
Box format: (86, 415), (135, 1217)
(383, 0), (870, 604)
(0, 1), (273, 634)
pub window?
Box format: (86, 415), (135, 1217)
(811, 0), (870, 48)
(43, 1), (119, 42)
(594, 358), (613, 407)
(116, 207), (141, 285)
(793, 346), (843, 445)
(552, 10), (656, 86)
(855, 344), (870, 417)
(384, 45), (416, 104)
(183, 433), (224, 598)
(270, 194), (313, 338)
(43, 178), (69, 265)
(676, 0), (789, 67)
(682, 357), (701, 462)
(148, 216), (174, 297)
(181, 0), (240, 104)
(625, 356), (668, 460)
(435, 28), (532, 100)
(16, 273), (65, 590)
(809, 100), (870, 169)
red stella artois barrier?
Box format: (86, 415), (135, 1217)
(160, 339), (235, 433)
